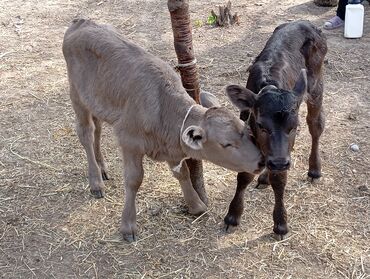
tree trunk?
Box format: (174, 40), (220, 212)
(168, 0), (208, 205)
(211, 1), (240, 27)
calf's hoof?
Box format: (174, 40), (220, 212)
(223, 214), (240, 233)
(308, 171), (321, 184)
(308, 170), (321, 180)
(89, 180), (105, 198)
(255, 182), (269, 189)
(90, 188), (104, 199)
(188, 201), (207, 216)
(120, 224), (137, 243)
(273, 223), (289, 240)
(272, 231), (291, 241)
(122, 233), (136, 243)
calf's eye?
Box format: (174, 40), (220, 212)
(221, 143), (233, 148)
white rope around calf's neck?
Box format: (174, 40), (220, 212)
(180, 104), (196, 137)
(172, 104), (197, 173)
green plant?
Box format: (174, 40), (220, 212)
(194, 19), (203, 28)
(207, 14), (217, 25)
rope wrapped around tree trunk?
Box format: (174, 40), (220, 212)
(168, 0), (208, 205)
(168, 0), (200, 102)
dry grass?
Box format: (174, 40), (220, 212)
(0, 0), (369, 278)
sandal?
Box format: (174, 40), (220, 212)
(324, 16), (344, 30)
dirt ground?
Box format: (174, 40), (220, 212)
(0, 0), (369, 278)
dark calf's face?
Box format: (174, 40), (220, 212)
(226, 69), (307, 173)
(250, 90), (299, 172)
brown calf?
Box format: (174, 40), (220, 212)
(62, 19), (263, 242)
(225, 20), (327, 238)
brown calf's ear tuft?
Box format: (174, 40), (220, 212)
(226, 85), (257, 111)
(182, 125), (206, 150)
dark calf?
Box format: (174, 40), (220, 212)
(225, 20), (327, 238)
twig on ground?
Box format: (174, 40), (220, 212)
(9, 138), (61, 171)
(0, 51), (14, 59)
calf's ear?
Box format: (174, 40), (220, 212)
(200, 90), (220, 108)
(226, 85), (256, 111)
(293, 69), (307, 101)
(182, 125), (206, 150)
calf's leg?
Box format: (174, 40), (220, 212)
(71, 90), (105, 198)
(224, 172), (255, 232)
(186, 158), (208, 206)
(120, 150), (144, 242)
(256, 169), (270, 189)
(269, 171), (288, 238)
(170, 161), (207, 215)
(92, 116), (109, 180)
(306, 82), (325, 179)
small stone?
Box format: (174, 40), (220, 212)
(97, 239), (107, 245)
(25, 45), (33, 52)
(348, 112), (358, 121)
(148, 206), (161, 216)
(350, 143), (359, 152)
(358, 185), (368, 192)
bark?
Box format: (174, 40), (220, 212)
(168, 0), (208, 205)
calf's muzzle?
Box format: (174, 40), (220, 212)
(267, 157), (291, 172)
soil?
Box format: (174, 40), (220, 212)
(0, 0), (369, 278)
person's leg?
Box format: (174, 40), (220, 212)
(336, 0), (348, 20)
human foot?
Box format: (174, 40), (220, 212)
(324, 16), (344, 30)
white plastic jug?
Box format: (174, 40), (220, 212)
(344, 0), (364, 38)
